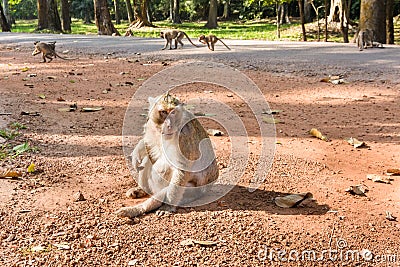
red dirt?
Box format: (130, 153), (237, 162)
(0, 46), (400, 266)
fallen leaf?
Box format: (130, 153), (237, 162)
(274, 192), (313, 208)
(21, 111), (40, 116)
(57, 97), (65, 102)
(81, 107), (103, 112)
(345, 137), (366, 148)
(20, 67), (29, 72)
(47, 76), (57, 80)
(194, 112), (216, 117)
(13, 142), (32, 155)
(180, 239), (218, 246)
(24, 83), (34, 88)
(387, 169), (400, 176)
(31, 245), (47, 253)
(262, 117), (282, 124)
(345, 184), (368, 196)
(386, 211), (397, 221)
(262, 109), (282, 115)
(53, 243), (70, 250)
(58, 103), (77, 112)
(27, 163), (36, 173)
(73, 191), (86, 202)
(367, 174), (392, 184)
(310, 128), (328, 141)
(38, 94), (46, 99)
(207, 129), (224, 136)
(27, 73), (37, 77)
(0, 168), (22, 178)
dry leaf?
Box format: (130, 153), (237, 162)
(0, 168), (23, 178)
(21, 111), (40, 116)
(20, 67), (29, 72)
(27, 163), (35, 173)
(262, 117), (282, 124)
(194, 112), (216, 117)
(345, 184), (368, 196)
(81, 107), (103, 112)
(180, 239), (218, 246)
(385, 211), (397, 221)
(53, 243), (70, 250)
(274, 192), (313, 208)
(207, 129), (224, 136)
(262, 109), (282, 115)
(387, 169), (400, 176)
(31, 245), (47, 253)
(310, 128), (328, 141)
(346, 137), (366, 148)
(38, 94), (46, 99)
(57, 97), (66, 102)
(367, 174), (392, 184)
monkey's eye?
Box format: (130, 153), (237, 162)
(160, 110), (168, 116)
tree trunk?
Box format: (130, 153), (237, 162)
(126, 0), (134, 23)
(114, 0), (121, 24)
(172, 0), (181, 24)
(328, 0), (351, 43)
(278, 3), (290, 24)
(205, 0), (218, 29)
(61, 0), (71, 32)
(304, 0), (313, 23)
(169, 0), (173, 21)
(124, 0), (154, 35)
(47, 0), (62, 32)
(37, 0), (48, 30)
(386, 0), (394, 44)
(360, 0), (386, 43)
(324, 0), (328, 41)
(94, 0), (120, 35)
(298, 0), (307, 41)
(2, 0), (11, 28)
(276, 2), (280, 39)
(222, 0), (229, 20)
(0, 1), (11, 32)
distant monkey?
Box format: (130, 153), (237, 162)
(116, 93), (219, 218)
(32, 41), (71, 62)
(160, 30), (199, 50)
(199, 34), (231, 51)
(356, 29), (383, 51)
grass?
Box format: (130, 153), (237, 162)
(10, 18), (400, 43)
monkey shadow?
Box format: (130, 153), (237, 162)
(177, 184), (330, 216)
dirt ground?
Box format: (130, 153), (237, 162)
(0, 43), (400, 267)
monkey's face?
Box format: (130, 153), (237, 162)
(162, 105), (184, 137)
(160, 32), (165, 39)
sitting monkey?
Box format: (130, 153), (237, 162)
(116, 93), (219, 218)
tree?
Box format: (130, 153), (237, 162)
(125, 0), (154, 34)
(47, 0), (62, 31)
(37, 0), (48, 30)
(205, 0), (218, 28)
(0, 1), (11, 31)
(94, 0), (120, 35)
(297, 0), (307, 41)
(172, 0), (181, 24)
(327, 0), (351, 43)
(114, 0), (121, 24)
(386, 0), (394, 44)
(61, 0), (71, 32)
(222, 0), (229, 19)
(359, 0), (386, 43)
(125, 0), (134, 22)
(2, 0), (11, 28)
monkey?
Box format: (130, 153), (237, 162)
(116, 93), (219, 219)
(160, 30), (199, 50)
(198, 34), (231, 51)
(355, 29), (383, 51)
(32, 41), (72, 62)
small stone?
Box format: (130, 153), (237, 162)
(73, 191), (85, 202)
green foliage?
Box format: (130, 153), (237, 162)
(13, 142), (35, 156)
(0, 128), (19, 140)
(9, 0), (37, 20)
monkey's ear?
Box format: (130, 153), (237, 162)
(148, 96), (157, 105)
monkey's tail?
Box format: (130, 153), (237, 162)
(183, 33), (200, 47)
(54, 52), (76, 60)
(218, 39), (231, 50)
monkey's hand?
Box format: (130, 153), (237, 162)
(115, 206), (144, 219)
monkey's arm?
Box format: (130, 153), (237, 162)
(130, 139), (147, 172)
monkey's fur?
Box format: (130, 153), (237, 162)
(32, 41), (71, 62)
(356, 29), (383, 51)
(116, 93), (219, 218)
(199, 34), (231, 51)
(160, 30), (199, 50)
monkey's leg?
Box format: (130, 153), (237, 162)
(207, 43), (212, 51)
(211, 43), (215, 51)
(177, 40), (184, 49)
(116, 188), (167, 218)
(46, 54), (53, 63)
(162, 40), (168, 50)
(161, 168), (186, 212)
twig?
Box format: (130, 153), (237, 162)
(328, 222), (336, 248)
(0, 113), (12, 116)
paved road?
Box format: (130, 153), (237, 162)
(1, 32), (400, 82)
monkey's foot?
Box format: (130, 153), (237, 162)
(115, 206), (144, 219)
(125, 187), (147, 199)
(155, 204), (176, 216)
